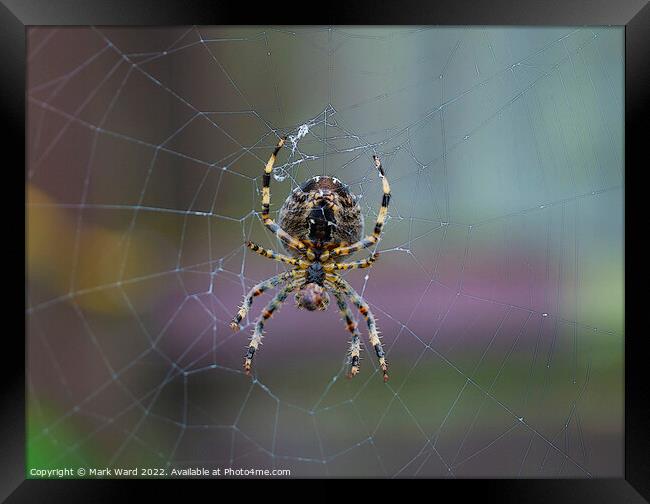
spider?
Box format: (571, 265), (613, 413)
(230, 136), (391, 382)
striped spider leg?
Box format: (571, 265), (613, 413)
(331, 155), (391, 258)
(260, 135), (307, 254)
(325, 272), (389, 382)
(245, 240), (310, 269)
(332, 290), (362, 378)
(332, 252), (378, 271)
(230, 269), (306, 331)
(243, 275), (304, 375)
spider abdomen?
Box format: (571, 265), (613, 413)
(278, 176), (363, 255)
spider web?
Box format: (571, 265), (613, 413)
(26, 26), (624, 478)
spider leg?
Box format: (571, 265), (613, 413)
(332, 291), (362, 378)
(246, 241), (310, 269)
(231, 270), (304, 331)
(261, 136), (307, 253)
(244, 280), (301, 375)
(326, 273), (389, 382)
(334, 252), (378, 271)
(332, 155), (390, 258)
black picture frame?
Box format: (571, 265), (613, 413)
(5, 0), (647, 500)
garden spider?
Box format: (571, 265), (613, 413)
(231, 136), (391, 381)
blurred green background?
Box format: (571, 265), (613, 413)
(26, 26), (623, 477)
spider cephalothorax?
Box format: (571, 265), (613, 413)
(231, 136), (391, 381)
